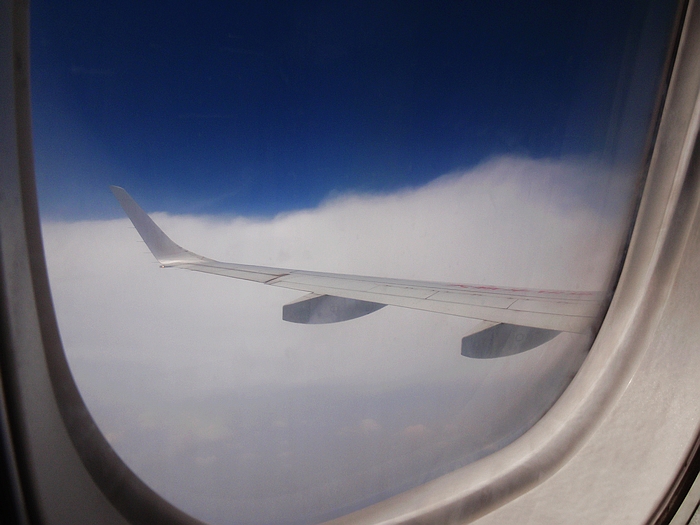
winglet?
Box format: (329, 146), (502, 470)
(110, 186), (202, 265)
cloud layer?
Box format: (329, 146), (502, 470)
(41, 156), (635, 524)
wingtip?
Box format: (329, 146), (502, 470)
(110, 185), (199, 264)
(109, 185), (129, 202)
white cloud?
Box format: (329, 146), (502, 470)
(40, 156), (635, 524)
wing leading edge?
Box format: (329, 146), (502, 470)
(111, 186), (604, 358)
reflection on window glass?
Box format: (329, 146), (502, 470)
(31, 1), (677, 524)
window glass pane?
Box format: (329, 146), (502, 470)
(31, 1), (678, 523)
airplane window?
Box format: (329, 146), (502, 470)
(29, 1), (679, 524)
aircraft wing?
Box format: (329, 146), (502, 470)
(111, 186), (604, 357)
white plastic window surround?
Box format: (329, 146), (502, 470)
(2, 0), (700, 524)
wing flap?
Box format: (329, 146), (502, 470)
(270, 273), (380, 292)
(364, 284), (437, 299)
(176, 262), (288, 284)
(428, 291), (516, 308)
(509, 298), (600, 317)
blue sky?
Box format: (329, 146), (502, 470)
(30, 0), (676, 219)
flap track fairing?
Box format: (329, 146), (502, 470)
(283, 293), (386, 324)
(461, 322), (560, 358)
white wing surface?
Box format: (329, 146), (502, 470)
(111, 186), (604, 357)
